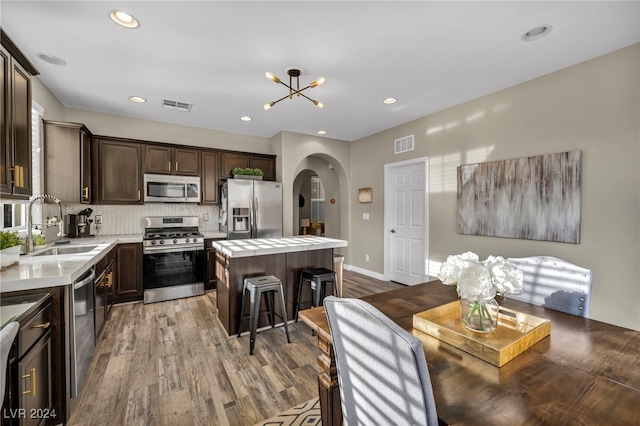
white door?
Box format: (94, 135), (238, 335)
(384, 158), (428, 285)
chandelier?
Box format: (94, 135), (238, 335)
(263, 68), (325, 110)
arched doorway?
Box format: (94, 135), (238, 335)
(292, 156), (341, 239)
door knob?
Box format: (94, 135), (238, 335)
(390, 229), (396, 233)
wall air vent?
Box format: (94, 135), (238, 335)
(162, 99), (192, 112)
(394, 134), (414, 154)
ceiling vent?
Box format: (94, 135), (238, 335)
(394, 135), (414, 154)
(162, 99), (192, 112)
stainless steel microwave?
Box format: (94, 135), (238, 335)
(143, 174), (201, 203)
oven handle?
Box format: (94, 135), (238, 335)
(143, 245), (204, 255)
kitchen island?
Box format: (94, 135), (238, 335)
(211, 236), (348, 336)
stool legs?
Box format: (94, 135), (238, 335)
(249, 288), (261, 355)
(278, 288), (291, 343)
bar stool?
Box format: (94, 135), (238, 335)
(238, 275), (291, 355)
(295, 267), (337, 322)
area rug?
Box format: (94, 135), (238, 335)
(254, 398), (321, 426)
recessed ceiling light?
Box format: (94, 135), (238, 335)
(316, 130), (327, 135)
(240, 116), (252, 121)
(36, 53), (66, 66)
(128, 96), (146, 103)
(521, 25), (553, 41)
(383, 97), (397, 104)
(110, 10), (140, 29)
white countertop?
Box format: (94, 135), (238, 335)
(211, 236), (348, 258)
(202, 231), (227, 239)
(0, 235), (142, 293)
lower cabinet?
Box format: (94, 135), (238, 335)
(114, 243), (143, 304)
(94, 248), (116, 339)
(205, 238), (225, 291)
(3, 294), (56, 426)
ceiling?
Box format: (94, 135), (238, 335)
(2, 1), (639, 142)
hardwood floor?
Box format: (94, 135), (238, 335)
(68, 270), (403, 426)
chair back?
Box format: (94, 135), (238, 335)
(1, 322), (19, 402)
(324, 296), (438, 426)
(507, 256), (593, 317)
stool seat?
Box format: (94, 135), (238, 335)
(238, 275), (291, 355)
(296, 267), (338, 322)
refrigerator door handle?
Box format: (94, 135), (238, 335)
(249, 197), (255, 238)
(254, 197), (259, 238)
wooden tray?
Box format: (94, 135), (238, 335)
(413, 301), (551, 367)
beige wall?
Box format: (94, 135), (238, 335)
(32, 44), (640, 329)
(350, 44), (640, 330)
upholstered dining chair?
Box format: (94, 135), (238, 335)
(1, 322), (19, 403)
(507, 256), (593, 317)
(324, 296), (439, 426)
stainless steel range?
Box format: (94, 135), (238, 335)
(142, 216), (205, 304)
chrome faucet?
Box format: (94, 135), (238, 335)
(27, 194), (65, 253)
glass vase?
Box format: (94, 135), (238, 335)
(460, 297), (499, 333)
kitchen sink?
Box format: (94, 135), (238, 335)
(34, 245), (99, 256)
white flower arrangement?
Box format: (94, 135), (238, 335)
(438, 251), (524, 302)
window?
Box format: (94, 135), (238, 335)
(310, 176), (325, 222)
(0, 103), (43, 231)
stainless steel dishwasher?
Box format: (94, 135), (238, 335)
(65, 267), (96, 398)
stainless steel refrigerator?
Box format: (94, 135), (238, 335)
(221, 179), (283, 239)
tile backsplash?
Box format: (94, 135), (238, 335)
(65, 203), (221, 236)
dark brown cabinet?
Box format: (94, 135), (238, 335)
(201, 151), (219, 204)
(220, 151), (276, 181)
(205, 238), (224, 291)
(250, 155), (276, 181)
(114, 243), (143, 304)
(144, 145), (199, 176)
(219, 152), (248, 178)
(3, 293), (55, 426)
(94, 248), (116, 339)
(1, 31), (38, 200)
(43, 121), (92, 203)
(94, 138), (143, 204)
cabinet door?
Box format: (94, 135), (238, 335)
(43, 122), (82, 203)
(1, 47), (10, 196)
(220, 152), (248, 178)
(114, 243), (143, 304)
(98, 140), (142, 204)
(250, 156), (276, 181)
(205, 244), (217, 291)
(80, 130), (91, 203)
(144, 145), (172, 174)
(18, 334), (52, 426)
(10, 58), (32, 199)
(174, 148), (199, 175)
(201, 151), (218, 204)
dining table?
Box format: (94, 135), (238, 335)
(298, 280), (640, 425)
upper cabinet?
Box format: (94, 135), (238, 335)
(220, 151), (276, 181)
(43, 121), (92, 203)
(0, 30), (39, 200)
(94, 137), (143, 204)
(144, 145), (199, 176)
(201, 150), (219, 204)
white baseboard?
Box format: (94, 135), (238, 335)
(343, 264), (386, 281)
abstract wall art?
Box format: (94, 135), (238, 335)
(457, 150), (582, 243)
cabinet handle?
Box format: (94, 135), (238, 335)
(9, 165), (24, 187)
(31, 322), (50, 329)
(83, 186), (89, 200)
(175, 162), (179, 171)
(138, 190), (141, 201)
(22, 368), (36, 396)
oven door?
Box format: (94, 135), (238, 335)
(142, 247), (205, 303)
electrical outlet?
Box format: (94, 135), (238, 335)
(95, 215), (102, 225)
(365, 254), (369, 262)
(203, 213), (210, 222)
